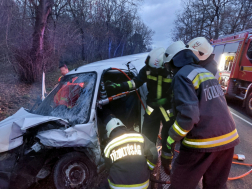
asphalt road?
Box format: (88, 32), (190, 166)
(226, 99), (252, 189)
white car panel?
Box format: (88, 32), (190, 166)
(0, 108), (68, 153)
(0, 53), (148, 153)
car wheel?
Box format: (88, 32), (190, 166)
(53, 152), (96, 189)
(245, 92), (252, 116)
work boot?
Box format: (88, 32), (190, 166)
(161, 151), (173, 175)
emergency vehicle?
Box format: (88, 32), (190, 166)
(212, 29), (252, 116)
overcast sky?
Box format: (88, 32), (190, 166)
(139, 0), (182, 48)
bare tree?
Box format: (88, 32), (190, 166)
(0, 0), (153, 83)
(172, 0), (252, 42)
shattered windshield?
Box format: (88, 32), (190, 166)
(35, 72), (96, 125)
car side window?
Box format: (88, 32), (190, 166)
(247, 41), (252, 60)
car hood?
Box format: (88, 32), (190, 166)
(0, 107), (68, 153)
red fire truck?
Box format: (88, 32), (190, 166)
(212, 29), (252, 116)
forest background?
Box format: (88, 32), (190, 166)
(0, 0), (252, 120)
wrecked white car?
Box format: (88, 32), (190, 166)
(0, 53), (148, 189)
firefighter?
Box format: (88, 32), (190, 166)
(187, 37), (220, 80)
(102, 113), (158, 189)
(163, 41), (239, 189)
(105, 47), (174, 174)
(58, 64), (69, 82)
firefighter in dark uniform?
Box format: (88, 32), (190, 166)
(187, 37), (220, 80)
(105, 48), (174, 174)
(163, 41), (240, 189)
(102, 114), (158, 189)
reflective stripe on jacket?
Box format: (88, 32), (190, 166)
(170, 64), (239, 152)
(104, 129), (158, 188)
(200, 54), (220, 80)
(125, 65), (173, 121)
(146, 105), (173, 122)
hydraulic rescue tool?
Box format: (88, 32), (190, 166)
(233, 154), (246, 161)
(98, 90), (137, 106)
(99, 67), (145, 109)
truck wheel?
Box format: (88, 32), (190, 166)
(246, 92), (252, 116)
(53, 152), (96, 189)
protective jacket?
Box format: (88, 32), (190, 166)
(122, 65), (173, 121)
(104, 127), (158, 189)
(58, 76), (62, 82)
(54, 77), (84, 108)
(169, 51), (239, 152)
(199, 54), (220, 80)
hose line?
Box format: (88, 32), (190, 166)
(111, 68), (145, 110)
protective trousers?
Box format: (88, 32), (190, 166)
(142, 108), (174, 153)
(169, 147), (234, 189)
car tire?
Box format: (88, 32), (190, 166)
(53, 152), (96, 189)
(245, 92), (252, 117)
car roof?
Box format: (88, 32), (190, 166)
(67, 53), (148, 75)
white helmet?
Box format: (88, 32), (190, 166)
(106, 118), (125, 137)
(187, 37), (213, 61)
(145, 47), (165, 69)
(163, 41), (196, 64)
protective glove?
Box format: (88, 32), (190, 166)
(166, 136), (175, 150)
(163, 137), (175, 175)
(105, 80), (123, 96)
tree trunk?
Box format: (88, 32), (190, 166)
(114, 36), (123, 57)
(214, 5), (220, 39)
(121, 42), (125, 56)
(81, 29), (85, 61)
(108, 38), (112, 58)
(30, 0), (53, 82)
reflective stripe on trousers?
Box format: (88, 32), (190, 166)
(108, 179), (149, 189)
